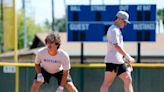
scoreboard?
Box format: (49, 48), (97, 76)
(67, 5), (156, 42)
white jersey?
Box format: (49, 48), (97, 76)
(35, 47), (71, 74)
(104, 25), (124, 64)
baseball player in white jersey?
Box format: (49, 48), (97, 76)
(100, 11), (135, 92)
(31, 32), (78, 92)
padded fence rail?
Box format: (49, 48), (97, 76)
(1, 62), (164, 68)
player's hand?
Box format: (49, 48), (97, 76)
(124, 54), (135, 63)
(127, 66), (133, 72)
(126, 62), (133, 72)
(37, 73), (44, 83)
(56, 86), (64, 92)
(124, 60), (133, 73)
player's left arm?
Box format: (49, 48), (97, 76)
(60, 70), (69, 87)
(56, 69), (69, 92)
(60, 52), (71, 87)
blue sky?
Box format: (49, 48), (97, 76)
(16, 0), (164, 24)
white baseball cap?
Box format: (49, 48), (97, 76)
(116, 11), (130, 24)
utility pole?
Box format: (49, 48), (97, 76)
(119, 0), (121, 5)
(51, 0), (55, 31)
(0, 0), (4, 52)
(22, 0), (27, 48)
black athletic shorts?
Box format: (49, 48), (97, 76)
(105, 63), (128, 76)
(35, 68), (72, 85)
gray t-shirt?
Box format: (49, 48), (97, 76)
(104, 25), (124, 64)
(35, 47), (70, 74)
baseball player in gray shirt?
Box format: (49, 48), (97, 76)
(31, 32), (78, 92)
(100, 11), (135, 92)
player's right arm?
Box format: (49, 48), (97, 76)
(113, 43), (135, 63)
(34, 53), (44, 83)
(110, 29), (135, 63)
(34, 53), (42, 73)
(35, 64), (41, 73)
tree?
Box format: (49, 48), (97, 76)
(157, 8), (164, 24)
(44, 16), (66, 32)
(17, 10), (48, 49)
(55, 17), (66, 32)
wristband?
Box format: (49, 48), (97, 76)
(37, 73), (42, 76)
(58, 86), (64, 90)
